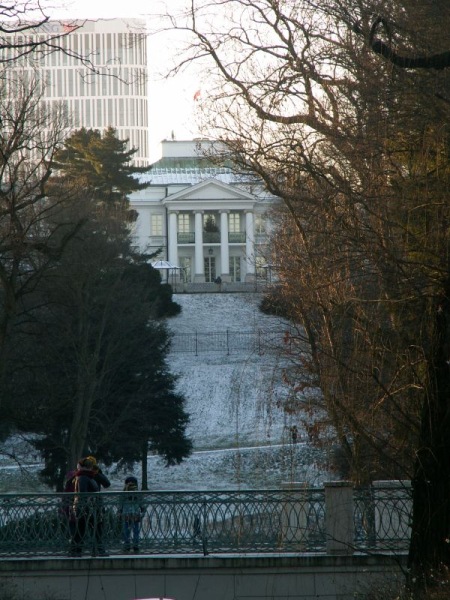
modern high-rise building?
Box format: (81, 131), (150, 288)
(2, 19), (149, 165)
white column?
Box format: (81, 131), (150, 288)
(245, 210), (255, 281)
(168, 211), (178, 265)
(194, 211), (204, 282)
(220, 210), (230, 282)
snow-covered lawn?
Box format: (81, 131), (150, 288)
(0, 293), (333, 492)
(167, 293), (290, 450)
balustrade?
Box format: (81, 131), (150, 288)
(228, 232), (246, 243)
(0, 485), (411, 558)
(177, 232), (195, 244)
(203, 231), (220, 243)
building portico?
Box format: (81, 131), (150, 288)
(129, 140), (275, 290)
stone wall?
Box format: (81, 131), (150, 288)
(1, 554), (407, 600)
(171, 282), (267, 293)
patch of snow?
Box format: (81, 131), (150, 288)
(0, 293), (333, 492)
(137, 443), (331, 491)
(167, 293), (290, 450)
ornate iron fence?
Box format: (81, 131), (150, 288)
(0, 485), (411, 558)
(354, 482), (412, 551)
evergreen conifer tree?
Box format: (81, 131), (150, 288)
(53, 126), (150, 203)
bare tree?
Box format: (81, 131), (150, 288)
(0, 1), (143, 410)
(0, 71), (85, 407)
(0, 1), (84, 65)
(358, 8), (450, 71)
(0, 116), (189, 488)
(161, 0), (450, 591)
(0, 2), (145, 80)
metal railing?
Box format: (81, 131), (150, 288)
(177, 232), (195, 244)
(228, 232), (246, 243)
(0, 485), (411, 558)
(170, 329), (287, 354)
(203, 231), (220, 243)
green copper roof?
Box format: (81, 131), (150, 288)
(150, 155), (235, 170)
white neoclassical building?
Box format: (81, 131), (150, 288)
(130, 140), (277, 291)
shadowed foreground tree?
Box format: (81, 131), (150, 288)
(0, 8), (145, 417)
(161, 0), (450, 593)
(0, 71), (87, 419)
(3, 123), (188, 489)
(0, 7), (186, 485)
(11, 193), (190, 490)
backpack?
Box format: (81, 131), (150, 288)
(64, 476), (76, 493)
(60, 474), (76, 520)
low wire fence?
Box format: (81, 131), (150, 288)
(0, 483), (412, 558)
(170, 329), (288, 355)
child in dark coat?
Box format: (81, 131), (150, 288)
(119, 476), (145, 552)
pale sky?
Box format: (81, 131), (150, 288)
(45, 0), (201, 161)
(48, 0), (154, 20)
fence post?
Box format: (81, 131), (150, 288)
(324, 481), (354, 555)
(201, 498), (209, 556)
(280, 482), (308, 551)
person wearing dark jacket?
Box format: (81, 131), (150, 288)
(69, 456), (109, 557)
(88, 455), (111, 555)
(87, 455), (111, 492)
(60, 470), (77, 544)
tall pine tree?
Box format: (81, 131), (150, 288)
(53, 126), (150, 203)
(8, 127), (188, 490)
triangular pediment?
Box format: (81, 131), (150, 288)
(163, 178), (256, 204)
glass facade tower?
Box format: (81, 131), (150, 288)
(2, 19), (149, 165)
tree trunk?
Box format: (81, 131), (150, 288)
(141, 440), (148, 490)
(408, 284), (450, 589)
(68, 384), (96, 468)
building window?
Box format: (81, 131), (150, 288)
(179, 257), (191, 282)
(203, 214), (219, 243)
(203, 214), (218, 231)
(254, 214), (266, 234)
(229, 213), (240, 232)
(255, 256), (268, 280)
(178, 213), (190, 233)
(86, 99), (91, 126)
(97, 99), (102, 127)
(229, 256), (241, 282)
(204, 256), (216, 283)
(151, 214), (163, 236)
